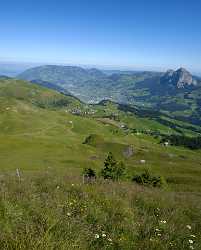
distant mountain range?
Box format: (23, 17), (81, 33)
(17, 65), (162, 102)
(17, 65), (201, 125)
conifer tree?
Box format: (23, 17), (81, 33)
(101, 152), (125, 180)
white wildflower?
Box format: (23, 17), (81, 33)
(95, 234), (100, 239)
(108, 238), (112, 242)
(160, 220), (167, 224)
(102, 233), (106, 237)
(67, 212), (71, 216)
(190, 234), (196, 238)
(189, 246), (194, 249)
(186, 225), (192, 230)
(189, 239), (193, 244)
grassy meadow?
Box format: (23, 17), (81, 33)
(0, 79), (201, 249)
(0, 171), (200, 250)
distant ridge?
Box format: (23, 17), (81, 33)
(18, 65), (106, 86)
(0, 75), (10, 80)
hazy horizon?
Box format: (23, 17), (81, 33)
(0, 60), (201, 78)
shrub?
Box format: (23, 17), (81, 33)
(83, 168), (96, 178)
(83, 134), (104, 146)
(100, 152), (126, 181)
(132, 169), (166, 188)
(82, 168), (96, 184)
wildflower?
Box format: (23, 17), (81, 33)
(67, 212), (71, 216)
(189, 246), (194, 249)
(189, 239), (193, 244)
(102, 233), (106, 237)
(95, 234), (100, 239)
(190, 234), (196, 238)
(157, 233), (161, 236)
(108, 238), (112, 242)
(160, 220), (167, 224)
(71, 183), (74, 186)
(186, 225), (192, 230)
(56, 186), (60, 189)
(155, 228), (160, 231)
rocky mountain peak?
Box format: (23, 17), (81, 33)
(161, 68), (197, 88)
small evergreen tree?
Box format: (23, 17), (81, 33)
(100, 152), (125, 180)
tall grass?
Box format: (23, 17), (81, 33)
(0, 170), (200, 249)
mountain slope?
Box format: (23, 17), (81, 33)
(0, 78), (83, 110)
(0, 78), (201, 193)
(126, 68), (201, 125)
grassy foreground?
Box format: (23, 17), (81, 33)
(0, 171), (200, 250)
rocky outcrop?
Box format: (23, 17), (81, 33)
(161, 68), (197, 88)
(123, 145), (134, 158)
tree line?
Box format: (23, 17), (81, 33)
(160, 135), (201, 149)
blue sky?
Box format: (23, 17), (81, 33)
(1, 0), (201, 73)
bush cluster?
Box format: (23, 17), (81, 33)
(83, 152), (126, 182)
(132, 169), (166, 187)
(83, 153), (166, 189)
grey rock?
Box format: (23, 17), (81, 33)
(123, 145), (134, 158)
(161, 67), (197, 88)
